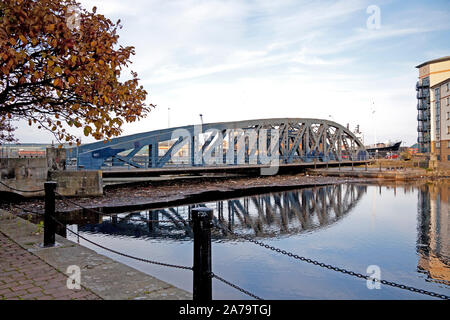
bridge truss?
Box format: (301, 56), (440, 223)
(67, 118), (368, 170)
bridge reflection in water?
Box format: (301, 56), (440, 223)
(71, 184), (367, 241)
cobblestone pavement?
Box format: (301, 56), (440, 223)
(0, 231), (101, 300)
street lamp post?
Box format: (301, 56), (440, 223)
(168, 107), (171, 128)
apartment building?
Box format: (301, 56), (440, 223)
(416, 56), (450, 169)
(431, 78), (450, 167)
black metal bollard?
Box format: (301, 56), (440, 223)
(192, 207), (213, 302)
(44, 181), (57, 247)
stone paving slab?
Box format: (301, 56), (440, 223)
(0, 231), (100, 300)
(0, 210), (192, 300)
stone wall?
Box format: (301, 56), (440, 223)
(0, 158), (48, 196)
(0, 148), (103, 197)
(48, 170), (103, 197)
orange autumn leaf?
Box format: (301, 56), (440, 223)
(0, 0), (152, 145)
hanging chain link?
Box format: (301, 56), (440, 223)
(213, 221), (450, 300)
(50, 215), (193, 271)
(9, 195), (449, 300)
(210, 272), (263, 300)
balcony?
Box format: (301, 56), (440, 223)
(417, 101), (427, 110)
(417, 123), (430, 132)
(417, 113), (426, 121)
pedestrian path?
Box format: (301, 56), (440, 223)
(0, 231), (100, 300)
(0, 209), (191, 300)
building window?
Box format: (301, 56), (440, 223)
(437, 155), (440, 161)
(436, 142), (440, 148)
(447, 97), (450, 105)
(448, 141), (450, 148)
(448, 155), (450, 161)
(448, 126), (450, 134)
(447, 111), (450, 120)
(447, 83), (449, 91)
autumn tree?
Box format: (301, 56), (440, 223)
(0, 0), (151, 145)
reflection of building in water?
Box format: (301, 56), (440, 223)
(417, 182), (450, 284)
(68, 184), (367, 242)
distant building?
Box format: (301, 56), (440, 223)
(0, 143), (49, 158)
(416, 56), (450, 169)
(409, 143), (419, 155)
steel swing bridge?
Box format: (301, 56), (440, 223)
(67, 118), (369, 170)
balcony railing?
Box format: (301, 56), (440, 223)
(417, 101), (427, 110)
(417, 113), (426, 121)
(417, 123), (430, 132)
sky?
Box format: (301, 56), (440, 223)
(11, 0), (450, 146)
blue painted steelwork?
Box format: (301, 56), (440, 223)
(76, 184), (366, 240)
(66, 118), (368, 170)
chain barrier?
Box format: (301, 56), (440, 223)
(8, 194), (449, 300)
(0, 180), (45, 193)
(47, 196), (261, 300)
(11, 203), (260, 300)
(212, 220), (450, 300)
(50, 215), (193, 271)
(8, 204), (192, 271)
(210, 272), (263, 300)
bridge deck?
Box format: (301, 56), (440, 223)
(101, 160), (370, 178)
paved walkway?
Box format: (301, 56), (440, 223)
(0, 209), (191, 300)
(0, 231), (100, 300)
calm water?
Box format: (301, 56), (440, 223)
(63, 182), (449, 299)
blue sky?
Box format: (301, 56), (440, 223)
(14, 0), (450, 146)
